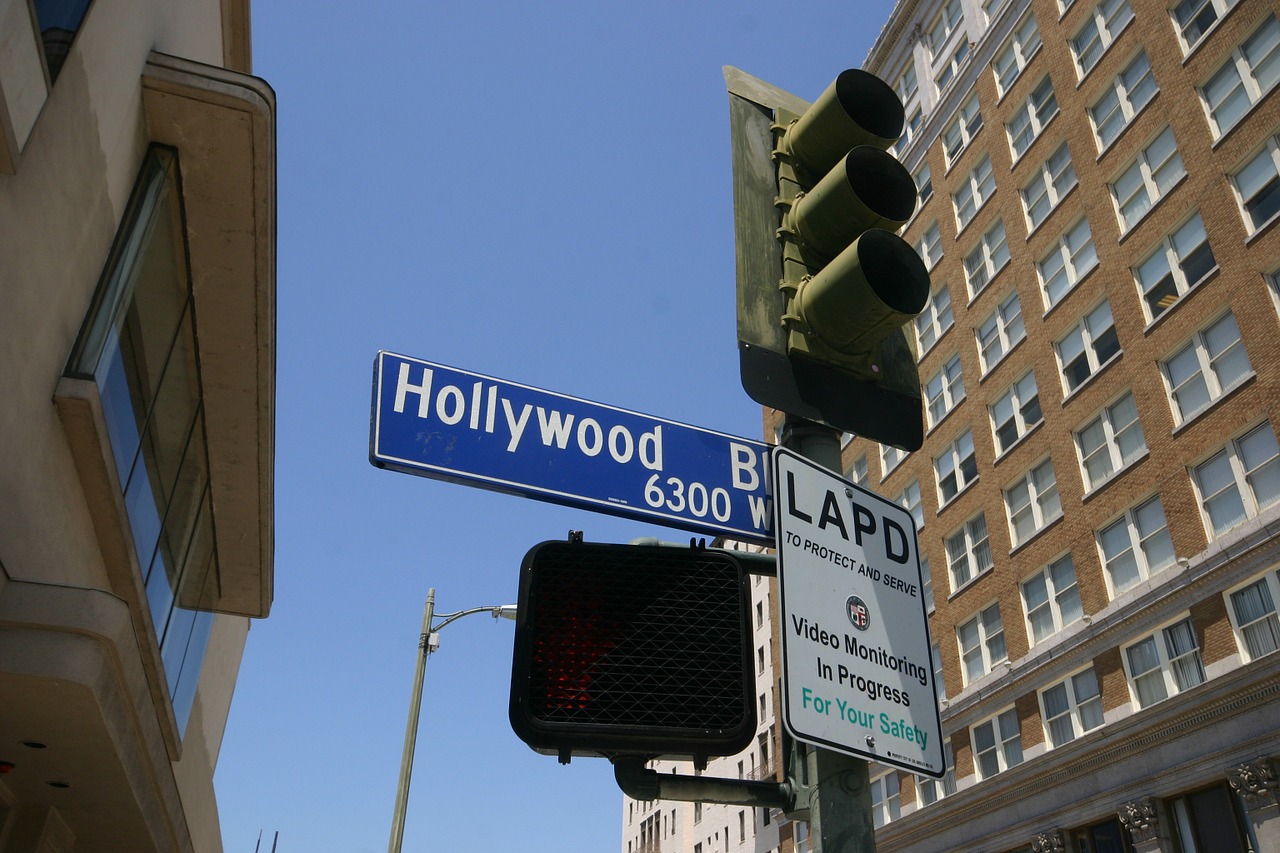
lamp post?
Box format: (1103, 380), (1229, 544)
(387, 588), (518, 853)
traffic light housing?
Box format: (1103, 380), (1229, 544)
(726, 67), (930, 451)
(508, 539), (755, 764)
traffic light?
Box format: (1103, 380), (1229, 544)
(508, 538), (755, 763)
(726, 67), (930, 451)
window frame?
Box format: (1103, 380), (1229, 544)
(970, 706), (1023, 778)
(977, 289), (1026, 375)
(935, 428), (979, 505)
(1161, 311), (1252, 426)
(1111, 126), (1187, 232)
(1070, 0), (1136, 80)
(947, 512), (993, 591)
(1036, 216), (1098, 309)
(1055, 299), (1120, 395)
(954, 154), (997, 232)
(915, 281), (954, 355)
(1230, 135), (1280, 235)
(1088, 50), (1158, 152)
(994, 11), (1044, 96)
(1021, 142), (1078, 232)
(1039, 665), (1104, 747)
(1199, 15), (1280, 139)
(958, 602), (1008, 685)
(1005, 457), (1062, 547)
(1191, 420), (1280, 537)
(964, 219), (1011, 298)
(1224, 569), (1280, 662)
(1122, 615), (1206, 708)
(1075, 390), (1147, 492)
(1134, 212), (1217, 323)
(990, 370), (1042, 455)
(1007, 76), (1059, 161)
(944, 95), (985, 167)
(925, 353), (966, 429)
(1096, 494), (1176, 596)
(1022, 553), (1083, 645)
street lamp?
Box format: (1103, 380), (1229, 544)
(387, 588), (518, 853)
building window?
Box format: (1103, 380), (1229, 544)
(1111, 126), (1186, 231)
(882, 444), (909, 477)
(930, 641), (944, 698)
(1022, 142), (1078, 232)
(1037, 217), (1098, 308)
(62, 147), (214, 736)
(897, 62), (919, 105)
(977, 289), (1025, 374)
(1192, 421), (1280, 535)
(1226, 571), (1280, 660)
(917, 220), (944, 271)
(1098, 495), (1175, 594)
(936, 429), (978, 504)
(1041, 666), (1104, 747)
(1172, 0), (1238, 53)
(964, 219), (1010, 297)
(943, 95), (984, 166)
(959, 604), (1007, 684)
(846, 454), (869, 486)
(1170, 783), (1257, 853)
(954, 154), (996, 231)
(916, 163), (934, 208)
(1007, 76), (1059, 160)
(947, 512), (993, 590)
(1089, 50), (1158, 150)
(1163, 312), (1252, 425)
(1201, 15), (1279, 138)
(929, 0), (966, 57)
(31, 0), (93, 83)
(1125, 617), (1206, 708)
(991, 370), (1042, 454)
(915, 283), (953, 354)
(925, 354), (966, 428)
(994, 12), (1042, 96)
(1071, 0), (1136, 79)
(971, 707), (1022, 777)
(936, 41), (973, 94)
(1231, 136), (1280, 234)
(870, 773), (901, 828)
(1076, 391), (1146, 491)
(897, 480), (924, 530)
(917, 740), (956, 804)
(1135, 214), (1216, 322)
(1005, 459), (1062, 546)
(923, 558), (936, 613)
(1056, 300), (1120, 394)
(1022, 553), (1083, 644)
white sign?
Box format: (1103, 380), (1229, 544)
(772, 447), (944, 778)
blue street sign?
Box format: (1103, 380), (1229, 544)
(370, 352), (774, 544)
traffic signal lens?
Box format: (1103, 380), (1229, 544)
(784, 69), (905, 176)
(510, 540), (756, 760)
(787, 146), (918, 259)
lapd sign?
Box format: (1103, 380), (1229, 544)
(371, 352), (773, 545)
(772, 447), (943, 777)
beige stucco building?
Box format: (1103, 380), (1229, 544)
(0, 0), (275, 849)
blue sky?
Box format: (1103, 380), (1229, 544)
(213, 2), (898, 850)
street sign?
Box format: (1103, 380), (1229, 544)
(370, 352), (773, 544)
(771, 447), (943, 777)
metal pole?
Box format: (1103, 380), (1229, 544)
(784, 418), (877, 853)
(388, 588), (434, 853)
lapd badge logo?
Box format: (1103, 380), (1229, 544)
(846, 595), (871, 631)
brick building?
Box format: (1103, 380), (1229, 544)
(623, 0), (1280, 851)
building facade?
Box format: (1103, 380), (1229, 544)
(0, 1), (275, 850)
(625, 0), (1280, 850)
